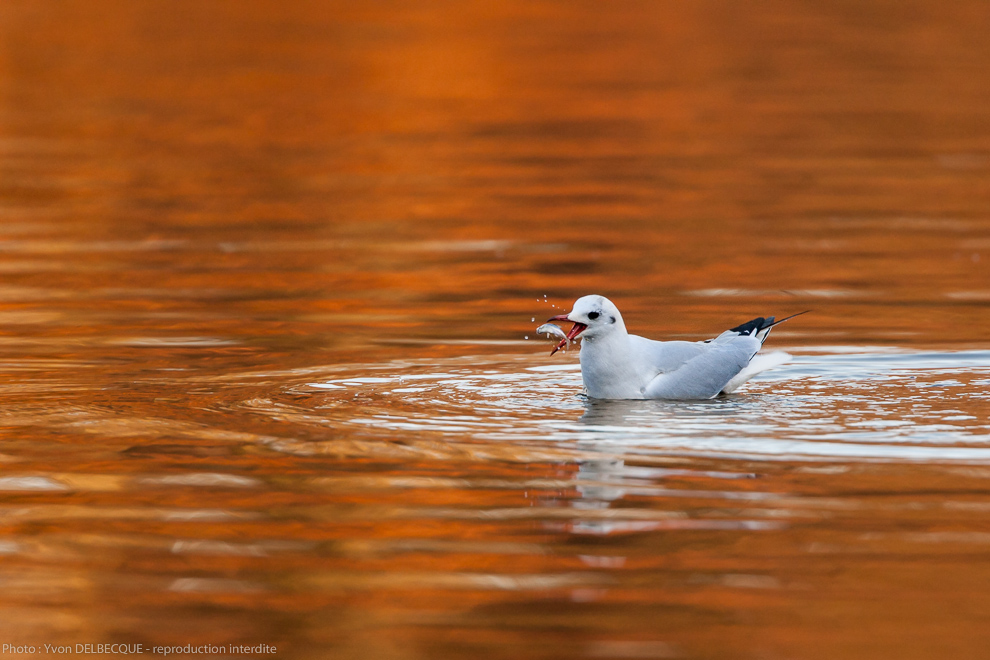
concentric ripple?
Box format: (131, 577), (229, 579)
(228, 348), (990, 463)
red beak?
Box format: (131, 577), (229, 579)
(547, 314), (587, 355)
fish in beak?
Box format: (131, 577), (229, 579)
(546, 314), (587, 355)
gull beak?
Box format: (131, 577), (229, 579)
(547, 314), (588, 356)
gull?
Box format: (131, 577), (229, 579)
(546, 295), (806, 400)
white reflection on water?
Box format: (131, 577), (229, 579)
(300, 348), (990, 463)
(0, 476), (70, 491)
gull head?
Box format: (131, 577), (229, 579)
(547, 294), (624, 355)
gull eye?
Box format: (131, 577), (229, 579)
(587, 311), (600, 320)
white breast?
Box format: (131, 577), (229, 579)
(578, 334), (656, 399)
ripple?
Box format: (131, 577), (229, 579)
(171, 539), (311, 556)
(142, 473), (262, 488)
(233, 348), (990, 463)
(111, 336), (240, 347)
(168, 577), (264, 593)
(683, 288), (865, 298)
(0, 476), (70, 491)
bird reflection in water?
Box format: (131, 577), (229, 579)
(578, 395), (746, 428)
(561, 398), (772, 536)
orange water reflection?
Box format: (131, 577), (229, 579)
(2, 1), (990, 659)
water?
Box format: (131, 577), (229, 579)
(3, 1), (990, 658)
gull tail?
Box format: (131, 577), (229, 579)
(729, 310), (810, 344)
(721, 351), (792, 394)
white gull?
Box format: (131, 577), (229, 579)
(546, 295), (805, 400)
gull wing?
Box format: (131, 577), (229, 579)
(642, 334), (761, 399)
(628, 336), (706, 374)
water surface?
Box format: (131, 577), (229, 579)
(2, 1), (990, 659)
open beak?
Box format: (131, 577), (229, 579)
(547, 314), (587, 356)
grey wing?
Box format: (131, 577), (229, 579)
(629, 336), (707, 374)
(642, 334), (761, 400)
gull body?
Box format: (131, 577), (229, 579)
(548, 295), (800, 400)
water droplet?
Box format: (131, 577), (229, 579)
(524, 336), (529, 340)
(530, 317), (535, 322)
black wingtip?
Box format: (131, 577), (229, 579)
(729, 317), (770, 336)
(730, 310), (811, 342)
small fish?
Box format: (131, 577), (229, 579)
(536, 322), (575, 355)
(536, 323), (567, 342)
